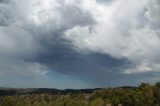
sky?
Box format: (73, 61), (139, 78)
(0, 0), (160, 89)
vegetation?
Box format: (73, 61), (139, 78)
(1, 82), (160, 106)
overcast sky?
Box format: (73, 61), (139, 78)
(0, 0), (160, 89)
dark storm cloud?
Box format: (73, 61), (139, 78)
(28, 39), (130, 86)
(30, 44), (129, 74)
(24, 18), (130, 86)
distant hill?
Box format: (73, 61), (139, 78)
(0, 88), (102, 96)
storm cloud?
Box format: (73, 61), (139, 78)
(0, 0), (160, 88)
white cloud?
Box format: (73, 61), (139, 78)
(65, 0), (160, 74)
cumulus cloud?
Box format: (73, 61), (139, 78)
(65, 0), (160, 75)
(0, 0), (160, 87)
